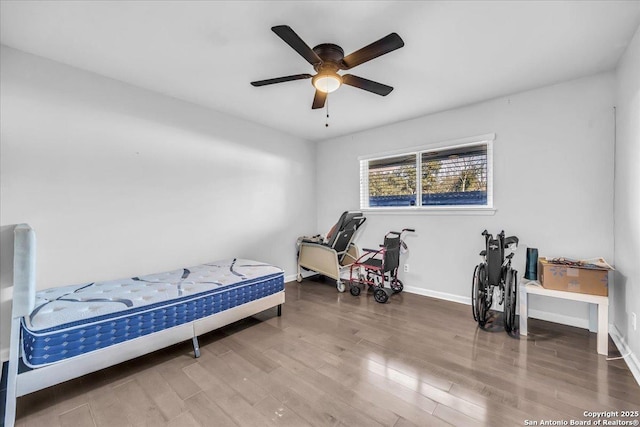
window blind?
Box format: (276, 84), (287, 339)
(359, 138), (493, 209)
(421, 145), (488, 206)
(363, 154), (417, 207)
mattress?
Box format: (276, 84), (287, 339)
(21, 258), (284, 368)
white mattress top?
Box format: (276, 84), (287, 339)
(26, 259), (283, 331)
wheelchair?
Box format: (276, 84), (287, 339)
(471, 230), (519, 334)
(348, 228), (415, 304)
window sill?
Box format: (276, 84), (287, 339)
(361, 207), (496, 216)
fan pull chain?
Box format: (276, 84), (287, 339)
(325, 94), (330, 127)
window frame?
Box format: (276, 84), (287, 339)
(359, 133), (496, 215)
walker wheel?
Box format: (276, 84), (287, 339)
(391, 279), (404, 293)
(336, 280), (346, 293)
(350, 285), (361, 296)
(374, 288), (388, 304)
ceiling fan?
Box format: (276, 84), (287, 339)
(251, 25), (404, 109)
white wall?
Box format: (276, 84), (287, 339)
(0, 46), (317, 360)
(317, 73), (615, 327)
(614, 24), (640, 374)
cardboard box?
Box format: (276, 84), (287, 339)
(538, 257), (611, 296)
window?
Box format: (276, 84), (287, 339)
(365, 154), (417, 207)
(359, 135), (493, 210)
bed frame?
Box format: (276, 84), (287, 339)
(3, 224), (285, 427)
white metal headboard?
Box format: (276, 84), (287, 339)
(12, 224), (36, 319)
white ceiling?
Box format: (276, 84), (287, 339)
(1, 1), (639, 142)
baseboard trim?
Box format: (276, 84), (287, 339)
(285, 274), (298, 283)
(609, 324), (640, 386)
(403, 286), (470, 306)
(403, 286), (591, 330)
(285, 270), (354, 284)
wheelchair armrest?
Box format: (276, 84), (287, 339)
(504, 236), (519, 248)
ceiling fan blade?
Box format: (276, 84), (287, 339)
(340, 33), (404, 70)
(342, 74), (394, 96)
(272, 25), (323, 66)
(251, 74), (313, 87)
(312, 90), (327, 109)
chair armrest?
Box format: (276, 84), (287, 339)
(298, 243), (340, 280)
(340, 244), (360, 266)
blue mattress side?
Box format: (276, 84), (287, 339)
(21, 273), (283, 368)
(24, 272), (283, 334)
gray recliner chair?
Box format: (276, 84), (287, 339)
(296, 211), (366, 292)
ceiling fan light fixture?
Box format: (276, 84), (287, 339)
(251, 26), (404, 109)
(313, 73), (342, 93)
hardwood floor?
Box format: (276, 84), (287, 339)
(12, 278), (639, 426)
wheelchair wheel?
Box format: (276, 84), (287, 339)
(350, 284), (361, 296)
(391, 278), (403, 293)
(374, 288), (388, 304)
(475, 265), (490, 327)
(471, 265), (480, 321)
(504, 268), (517, 334)
(472, 264), (487, 322)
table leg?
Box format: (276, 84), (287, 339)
(520, 284), (528, 335)
(597, 302), (608, 356)
(589, 304), (597, 332)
